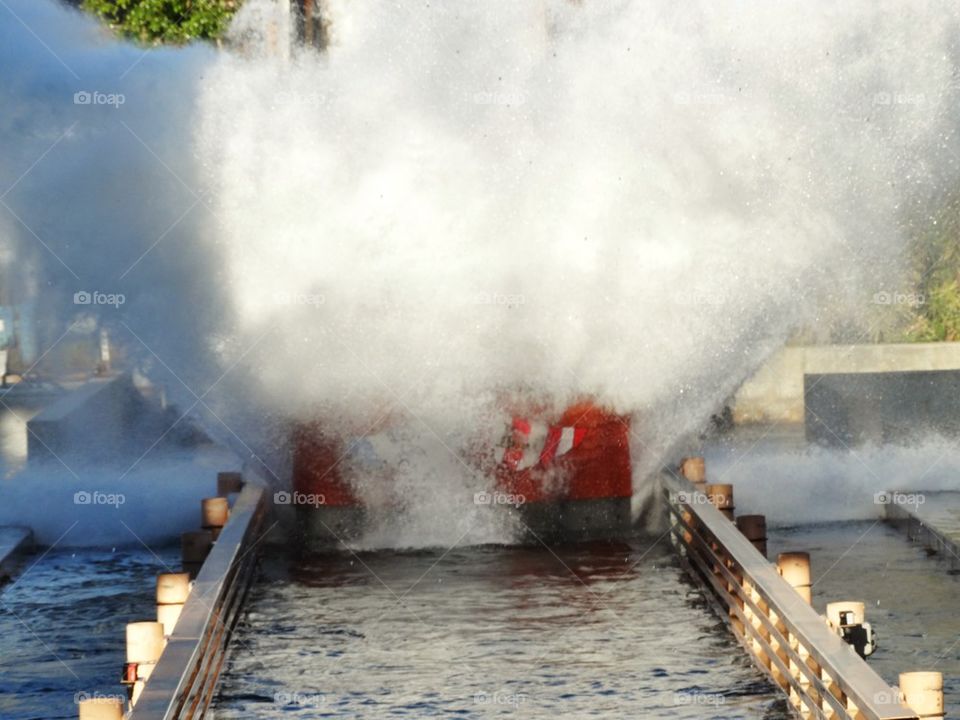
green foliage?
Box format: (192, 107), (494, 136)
(904, 279), (960, 342)
(902, 198), (960, 342)
(80, 0), (240, 45)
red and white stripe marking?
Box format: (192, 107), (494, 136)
(497, 418), (586, 470)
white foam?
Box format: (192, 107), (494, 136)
(705, 435), (960, 526)
(3, 0), (960, 547)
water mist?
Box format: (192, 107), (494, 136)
(2, 0), (960, 546)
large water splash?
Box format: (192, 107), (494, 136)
(2, 0), (960, 546)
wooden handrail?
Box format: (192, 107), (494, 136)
(665, 478), (917, 720)
(129, 483), (266, 720)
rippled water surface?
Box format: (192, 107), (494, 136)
(769, 521), (960, 717)
(3, 463), (959, 718)
(0, 546), (178, 720)
(211, 541), (786, 719)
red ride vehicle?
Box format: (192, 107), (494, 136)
(291, 400), (634, 547)
(493, 401), (633, 540)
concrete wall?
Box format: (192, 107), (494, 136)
(24, 373), (205, 464)
(732, 342), (960, 425)
(805, 370), (960, 446)
(28, 374), (149, 463)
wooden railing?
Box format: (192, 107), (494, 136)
(128, 483), (266, 720)
(665, 476), (918, 720)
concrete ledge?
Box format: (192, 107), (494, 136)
(26, 373), (208, 464)
(0, 526), (32, 581)
(804, 343), (960, 375)
(884, 491), (960, 574)
(805, 370), (960, 445)
(733, 342), (960, 425)
(28, 374), (148, 462)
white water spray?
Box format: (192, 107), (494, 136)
(2, 0), (960, 546)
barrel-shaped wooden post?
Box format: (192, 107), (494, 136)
(156, 572), (191, 635)
(679, 456), (706, 484)
(126, 621), (165, 705)
(736, 514), (767, 556)
(201, 497), (229, 540)
(78, 697), (124, 720)
(899, 672), (944, 719)
(825, 601), (864, 628)
(181, 530), (213, 577)
(706, 483), (735, 521)
(217, 471), (243, 497)
(777, 552), (812, 604)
